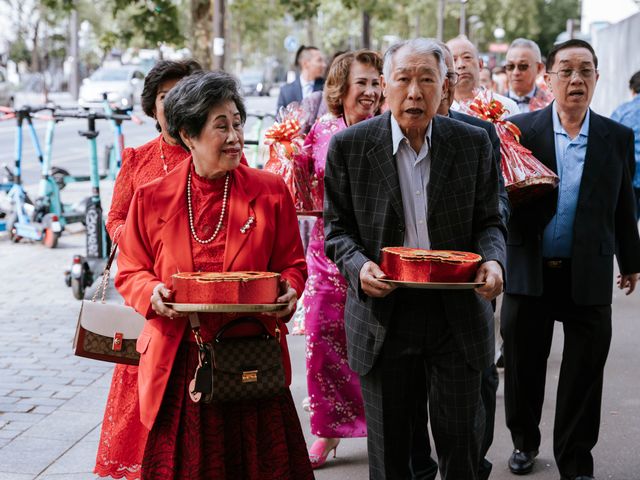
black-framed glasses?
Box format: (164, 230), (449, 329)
(447, 71), (459, 86)
(547, 68), (597, 81)
(505, 63), (531, 72)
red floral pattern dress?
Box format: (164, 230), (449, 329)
(95, 136), (189, 480)
(140, 165), (314, 480)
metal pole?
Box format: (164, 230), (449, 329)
(69, 9), (80, 100)
(459, 1), (467, 36)
(437, 0), (445, 41)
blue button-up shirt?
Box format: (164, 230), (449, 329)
(611, 94), (640, 188)
(391, 114), (432, 249)
(542, 102), (590, 258)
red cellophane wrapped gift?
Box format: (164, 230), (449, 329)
(172, 272), (280, 304)
(380, 247), (482, 283)
(264, 104), (317, 212)
(468, 91), (558, 207)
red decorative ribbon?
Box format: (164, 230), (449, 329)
(468, 97), (522, 141)
(264, 119), (302, 143)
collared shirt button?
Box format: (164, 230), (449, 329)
(415, 190), (421, 195)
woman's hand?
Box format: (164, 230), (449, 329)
(268, 278), (298, 318)
(150, 283), (185, 319)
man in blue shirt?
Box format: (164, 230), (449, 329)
(611, 70), (640, 219)
(500, 40), (640, 480)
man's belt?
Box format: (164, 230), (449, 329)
(543, 258), (570, 269)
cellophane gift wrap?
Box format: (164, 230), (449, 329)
(468, 90), (559, 207)
(264, 103), (318, 212)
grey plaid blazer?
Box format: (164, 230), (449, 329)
(324, 111), (507, 374)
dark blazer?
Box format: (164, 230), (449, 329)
(505, 103), (640, 305)
(276, 76), (324, 112)
(324, 111), (507, 374)
(449, 110), (511, 225)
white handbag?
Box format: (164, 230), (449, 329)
(73, 246), (146, 365)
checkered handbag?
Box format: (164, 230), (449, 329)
(191, 316), (286, 403)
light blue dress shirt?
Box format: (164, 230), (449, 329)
(391, 114), (432, 249)
(542, 102), (590, 258)
(611, 95), (640, 188)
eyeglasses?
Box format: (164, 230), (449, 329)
(447, 71), (459, 86)
(505, 63), (531, 72)
(547, 68), (597, 81)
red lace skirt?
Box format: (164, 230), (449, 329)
(141, 341), (314, 480)
(95, 364), (147, 479)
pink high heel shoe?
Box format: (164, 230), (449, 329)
(308, 438), (340, 469)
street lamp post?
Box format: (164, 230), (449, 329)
(438, 0), (470, 40)
(460, 0), (468, 36)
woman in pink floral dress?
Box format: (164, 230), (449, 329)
(302, 50), (383, 468)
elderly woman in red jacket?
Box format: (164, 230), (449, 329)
(115, 71), (312, 480)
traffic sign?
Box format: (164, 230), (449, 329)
(284, 36), (299, 53)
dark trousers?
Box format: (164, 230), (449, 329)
(501, 260), (612, 478)
(360, 291), (484, 480)
(410, 364), (498, 480)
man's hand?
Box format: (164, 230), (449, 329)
(150, 283), (184, 319)
(617, 273), (639, 295)
(474, 260), (503, 301)
(267, 278), (298, 318)
(360, 261), (396, 298)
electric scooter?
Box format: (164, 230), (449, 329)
(62, 110), (131, 299)
(0, 105), (62, 246)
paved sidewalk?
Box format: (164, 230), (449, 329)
(1, 209), (639, 479)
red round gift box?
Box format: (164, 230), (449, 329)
(380, 247), (482, 283)
(171, 271), (280, 304)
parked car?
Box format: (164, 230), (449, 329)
(0, 68), (14, 107)
(79, 65), (145, 108)
(239, 70), (271, 97)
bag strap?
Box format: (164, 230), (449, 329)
(91, 243), (118, 304)
(188, 313), (281, 346)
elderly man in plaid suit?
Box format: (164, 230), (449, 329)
(323, 38), (507, 480)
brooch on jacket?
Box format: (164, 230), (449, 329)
(240, 216), (255, 234)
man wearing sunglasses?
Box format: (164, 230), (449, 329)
(505, 38), (554, 113)
(501, 39), (640, 480)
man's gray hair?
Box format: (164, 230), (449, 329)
(508, 38), (542, 63)
(383, 38), (448, 83)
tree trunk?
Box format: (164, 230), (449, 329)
(191, 0), (213, 70)
(306, 18), (315, 46)
(31, 19), (41, 72)
(212, 0), (225, 70)
(362, 11), (370, 49)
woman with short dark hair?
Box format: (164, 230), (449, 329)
(115, 71), (313, 479)
(96, 59), (202, 480)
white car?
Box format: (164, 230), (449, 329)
(79, 66), (145, 108)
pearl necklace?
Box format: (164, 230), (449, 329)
(158, 136), (168, 173)
(187, 170), (230, 244)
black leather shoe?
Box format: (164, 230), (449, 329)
(508, 449), (538, 475)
